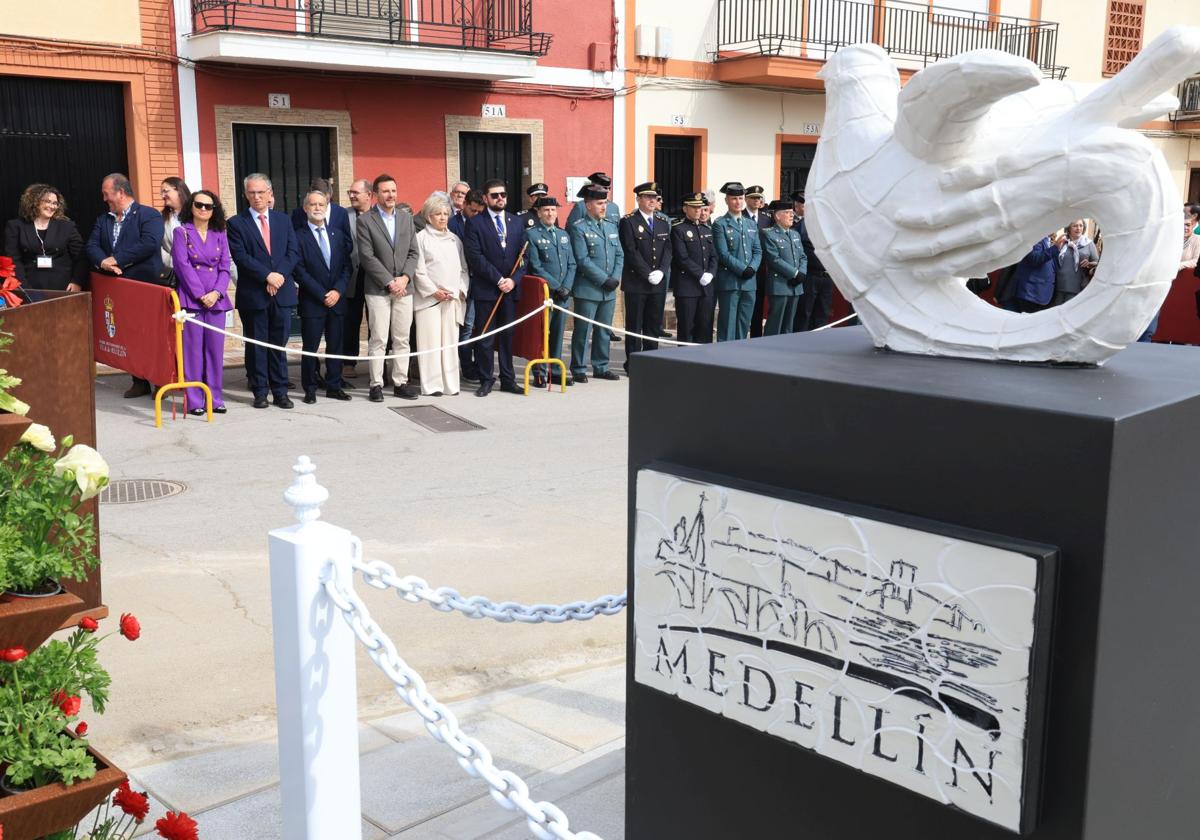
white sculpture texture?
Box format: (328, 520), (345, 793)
(807, 26), (1200, 363)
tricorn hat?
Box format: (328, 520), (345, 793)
(587, 172), (612, 188)
(719, 182), (746, 196)
(534, 196), (559, 208)
(579, 185), (609, 201)
(790, 190), (806, 204)
(768, 199), (794, 213)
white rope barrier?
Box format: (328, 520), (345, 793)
(321, 559), (604, 840)
(349, 546), (626, 623)
(173, 299), (549, 362)
(174, 297), (859, 361)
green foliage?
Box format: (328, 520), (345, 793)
(0, 629), (112, 789)
(0, 439), (99, 592)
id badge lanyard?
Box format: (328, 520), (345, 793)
(34, 227), (51, 269)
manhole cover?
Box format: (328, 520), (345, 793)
(390, 405), (484, 433)
(99, 479), (188, 504)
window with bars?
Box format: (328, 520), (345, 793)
(1102, 0), (1145, 77)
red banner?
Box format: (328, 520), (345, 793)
(1151, 268), (1200, 346)
(513, 275), (549, 362)
(90, 273), (178, 386)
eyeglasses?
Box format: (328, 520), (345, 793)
(193, 201), (215, 211)
(245, 190), (269, 197)
(488, 192), (506, 199)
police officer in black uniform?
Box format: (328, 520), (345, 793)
(792, 191), (834, 331)
(514, 183), (549, 231)
(670, 191), (718, 344)
(618, 181), (672, 373)
(744, 186), (774, 338)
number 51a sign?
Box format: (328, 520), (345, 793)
(482, 104), (507, 118)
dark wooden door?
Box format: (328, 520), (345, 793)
(781, 142), (817, 199)
(0, 75), (128, 242)
(1188, 167), (1199, 205)
(459, 132), (523, 199)
(653, 135), (696, 218)
(232, 124), (332, 215)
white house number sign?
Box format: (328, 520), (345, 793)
(633, 469), (1053, 833)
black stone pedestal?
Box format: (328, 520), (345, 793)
(626, 328), (1200, 840)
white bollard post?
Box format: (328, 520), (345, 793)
(269, 456), (363, 840)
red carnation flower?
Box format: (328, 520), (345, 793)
(119, 613), (141, 641)
(0, 649), (27, 662)
(79, 616), (99, 632)
(113, 780), (150, 822)
(75, 721), (89, 737)
(155, 811), (199, 840)
(53, 691), (82, 717)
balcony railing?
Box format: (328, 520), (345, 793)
(1176, 76), (1200, 120)
(716, 0), (1065, 79)
(192, 0), (552, 56)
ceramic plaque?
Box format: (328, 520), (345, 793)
(633, 468), (1055, 834)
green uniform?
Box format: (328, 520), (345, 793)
(760, 224), (807, 336)
(525, 221), (576, 378)
(568, 214), (623, 375)
(712, 212), (763, 341)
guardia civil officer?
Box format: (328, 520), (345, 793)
(670, 192), (717, 344)
(712, 182), (762, 342)
(745, 185), (773, 337)
(568, 185), (623, 382)
(514, 183), (548, 231)
(760, 199), (807, 336)
(567, 172), (621, 226)
(525, 196), (575, 387)
(618, 181), (672, 373)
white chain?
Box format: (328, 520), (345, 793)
(348, 545), (626, 624)
(321, 560), (604, 840)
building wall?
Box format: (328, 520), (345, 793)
(0, 0), (181, 206)
(193, 70), (613, 209)
(534, 0), (617, 70)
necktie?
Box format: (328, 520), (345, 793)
(259, 213), (272, 255)
(317, 227), (330, 268)
(494, 213), (506, 243)
(647, 215), (653, 234)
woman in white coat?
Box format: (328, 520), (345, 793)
(412, 193), (469, 396)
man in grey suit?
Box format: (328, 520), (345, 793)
(357, 173), (420, 403)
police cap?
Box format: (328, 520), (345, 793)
(682, 192), (708, 208)
(633, 181), (658, 196)
(526, 183), (549, 197)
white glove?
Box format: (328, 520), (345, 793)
(648, 270), (664, 285)
(699, 272), (713, 287)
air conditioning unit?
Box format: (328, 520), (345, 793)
(655, 26), (673, 59)
(635, 24), (656, 59)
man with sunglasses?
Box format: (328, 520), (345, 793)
(462, 179), (527, 397)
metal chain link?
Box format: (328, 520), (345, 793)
(321, 559), (605, 840)
(347, 542), (626, 623)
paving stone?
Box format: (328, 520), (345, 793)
(359, 712), (579, 834)
(489, 667), (625, 752)
(133, 724), (390, 813)
(186, 784), (385, 840)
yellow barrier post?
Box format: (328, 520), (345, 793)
(155, 291), (213, 428)
(523, 285), (567, 394)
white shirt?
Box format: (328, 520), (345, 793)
(489, 209), (507, 236)
(377, 206), (396, 242)
(641, 212), (655, 229)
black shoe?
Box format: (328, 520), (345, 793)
(500, 381), (523, 395)
(303, 392), (317, 404)
(564, 377), (574, 387)
(658, 329), (673, 338)
(573, 373), (588, 383)
(286, 381), (296, 389)
(611, 334), (622, 342)
(274, 395), (295, 409)
(595, 370), (620, 381)
(123, 381), (151, 399)
(369, 385), (384, 403)
(394, 384), (419, 400)
(188, 408), (206, 417)
(461, 373), (481, 385)
(253, 396), (269, 409)
(430, 391), (444, 397)
(213, 405), (228, 414)
(325, 389), (352, 401)
(475, 381), (494, 397)
(531, 374), (547, 388)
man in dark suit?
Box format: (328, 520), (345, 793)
(463, 178), (526, 397)
(671, 192), (718, 344)
(618, 181), (671, 373)
(451, 189), (485, 384)
(294, 190), (352, 404)
(340, 178), (375, 378)
(86, 172), (166, 397)
(227, 173), (301, 409)
(290, 178), (351, 389)
(744, 185), (773, 337)
(792, 192), (834, 331)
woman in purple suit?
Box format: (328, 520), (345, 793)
(171, 190), (232, 415)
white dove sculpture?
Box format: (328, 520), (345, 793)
(806, 26), (1200, 364)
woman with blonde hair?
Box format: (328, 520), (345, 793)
(3, 183), (86, 291)
(412, 193), (468, 396)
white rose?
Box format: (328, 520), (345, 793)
(0, 392), (30, 416)
(53, 444), (110, 501)
(19, 423), (55, 453)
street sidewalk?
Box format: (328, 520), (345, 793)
(118, 663), (625, 839)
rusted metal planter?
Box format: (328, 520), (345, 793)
(0, 744), (126, 840)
